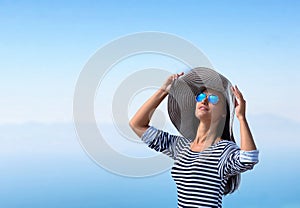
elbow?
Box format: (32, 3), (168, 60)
(129, 119), (149, 138)
(129, 119), (136, 130)
(129, 116), (139, 130)
(129, 119), (140, 134)
(240, 149), (259, 165)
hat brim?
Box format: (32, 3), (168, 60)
(167, 67), (235, 140)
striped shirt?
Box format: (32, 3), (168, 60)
(141, 126), (259, 208)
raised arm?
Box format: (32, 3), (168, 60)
(231, 85), (257, 151)
(129, 72), (184, 138)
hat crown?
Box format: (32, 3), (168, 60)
(168, 67), (235, 140)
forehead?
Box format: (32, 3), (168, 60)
(201, 88), (222, 95)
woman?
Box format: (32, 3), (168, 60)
(129, 67), (259, 208)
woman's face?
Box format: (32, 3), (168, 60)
(195, 89), (227, 123)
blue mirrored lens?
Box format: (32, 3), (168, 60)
(208, 95), (219, 104)
(196, 93), (219, 104)
(196, 93), (206, 102)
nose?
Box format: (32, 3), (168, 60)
(201, 96), (209, 105)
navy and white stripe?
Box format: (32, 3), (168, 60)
(141, 126), (259, 208)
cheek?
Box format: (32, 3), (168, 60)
(211, 104), (226, 117)
(194, 104), (199, 115)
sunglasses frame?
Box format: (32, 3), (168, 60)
(195, 92), (219, 105)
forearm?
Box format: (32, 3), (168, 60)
(239, 117), (257, 151)
(129, 89), (168, 137)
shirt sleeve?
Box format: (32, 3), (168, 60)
(141, 126), (181, 160)
(219, 142), (259, 178)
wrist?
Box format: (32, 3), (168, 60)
(159, 86), (169, 93)
(158, 88), (169, 96)
(238, 116), (247, 122)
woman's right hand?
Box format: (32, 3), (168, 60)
(161, 72), (184, 93)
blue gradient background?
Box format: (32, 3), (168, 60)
(1, 1), (300, 208)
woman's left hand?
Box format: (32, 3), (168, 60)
(231, 85), (246, 120)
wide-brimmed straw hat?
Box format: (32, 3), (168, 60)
(167, 67), (235, 140)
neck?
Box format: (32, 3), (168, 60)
(194, 120), (222, 145)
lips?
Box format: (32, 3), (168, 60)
(199, 106), (209, 111)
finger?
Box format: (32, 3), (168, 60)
(230, 86), (235, 93)
(231, 87), (243, 106)
(232, 86), (243, 100)
(234, 98), (238, 107)
(175, 72), (184, 79)
(235, 85), (243, 96)
(178, 72), (184, 76)
(231, 86), (238, 97)
(235, 85), (246, 102)
(235, 85), (241, 95)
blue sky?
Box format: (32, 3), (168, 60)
(1, 1), (300, 207)
(1, 0), (300, 124)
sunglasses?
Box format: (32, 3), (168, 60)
(195, 92), (219, 105)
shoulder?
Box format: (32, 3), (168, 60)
(141, 126), (189, 143)
(217, 140), (238, 148)
(217, 140), (240, 154)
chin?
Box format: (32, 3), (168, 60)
(195, 112), (210, 121)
